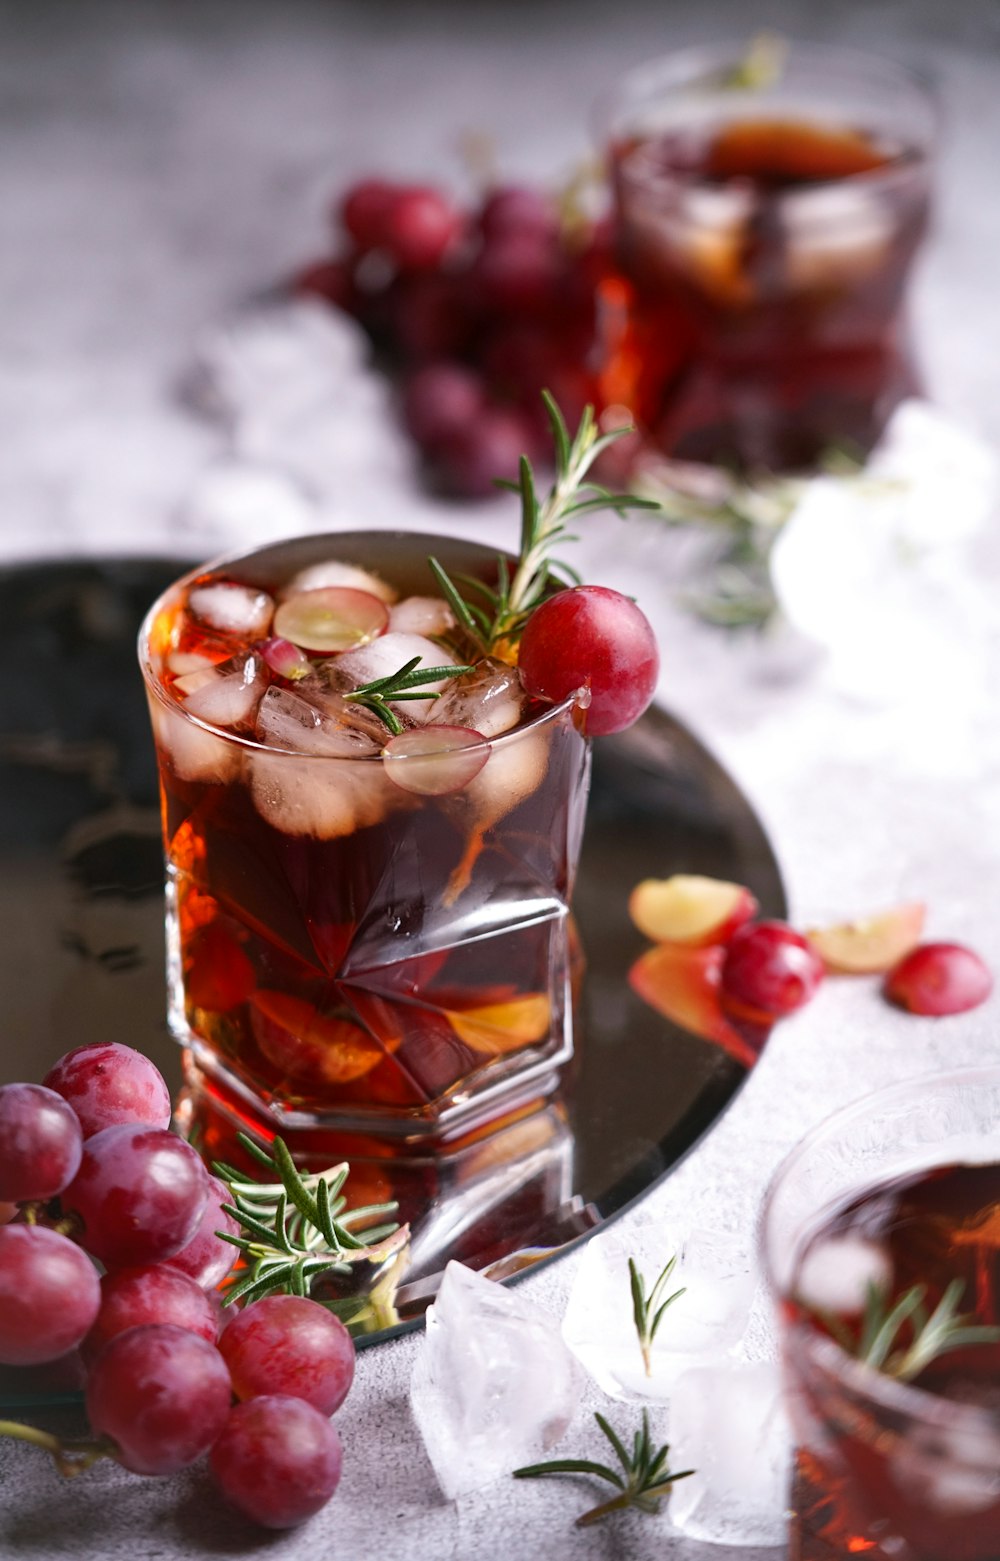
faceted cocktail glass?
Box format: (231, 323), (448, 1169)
(138, 532), (591, 1156)
(762, 1068), (1000, 1560)
(599, 42), (936, 469)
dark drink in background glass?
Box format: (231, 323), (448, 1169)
(602, 44), (936, 470)
(763, 1071), (1000, 1560)
(138, 533), (590, 1158)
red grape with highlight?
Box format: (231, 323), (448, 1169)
(218, 1294), (355, 1416)
(721, 920), (825, 1019)
(165, 1173), (240, 1290)
(62, 1123), (209, 1268)
(210, 1395), (343, 1529)
(0, 1082), (83, 1202)
(85, 1324), (232, 1475)
(83, 1264), (219, 1363)
(518, 585), (659, 736)
(42, 1042), (171, 1138)
(0, 1224), (100, 1366)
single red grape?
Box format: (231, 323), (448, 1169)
(884, 942), (993, 1016)
(42, 1041), (171, 1138)
(381, 185), (462, 270)
(218, 1294), (355, 1415)
(721, 920), (825, 1019)
(165, 1173), (239, 1290)
(402, 361), (485, 451)
(210, 1395), (343, 1529)
(0, 1082), (83, 1202)
(471, 229), (563, 313)
(479, 184), (559, 243)
(62, 1123), (209, 1268)
(517, 585), (659, 736)
(338, 178), (397, 250)
(0, 1224), (100, 1365)
(390, 271), (472, 361)
(83, 1264), (219, 1363)
(437, 405), (539, 498)
(85, 1323), (232, 1475)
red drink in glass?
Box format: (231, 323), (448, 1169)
(763, 1070), (1000, 1560)
(602, 44), (935, 470)
(139, 533), (590, 1157)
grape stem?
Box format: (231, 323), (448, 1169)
(0, 1420), (116, 1478)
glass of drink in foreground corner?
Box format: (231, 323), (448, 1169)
(601, 42), (936, 470)
(138, 532), (591, 1158)
(762, 1068), (1000, 1560)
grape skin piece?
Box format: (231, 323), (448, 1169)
(210, 1395), (344, 1529)
(0, 1224), (101, 1365)
(62, 1123), (210, 1268)
(42, 1042), (172, 1138)
(0, 1082), (83, 1202)
(83, 1264), (220, 1363)
(218, 1294), (355, 1416)
(85, 1324), (233, 1476)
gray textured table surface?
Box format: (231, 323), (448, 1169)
(2, 3), (1000, 1558)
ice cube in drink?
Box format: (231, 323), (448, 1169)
(139, 533), (591, 1151)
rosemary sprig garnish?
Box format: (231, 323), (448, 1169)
(513, 1409), (694, 1526)
(629, 1254), (686, 1377)
(344, 656), (474, 736)
(817, 1277), (1000, 1383)
(431, 393), (660, 657)
(214, 1132), (407, 1307)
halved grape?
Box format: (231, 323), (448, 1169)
(273, 587), (389, 653)
(382, 725), (490, 795)
(258, 636), (312, 681)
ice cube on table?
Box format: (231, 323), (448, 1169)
(187, 582), (274, 639)
(282, 559), (398, 605)
(388, 594), (456, 637)
(409, 1260), (582, 1501)
(173, 653), (268, 731)
(427, 659), (525, 739)
(337, 632), (458, 722)
(668, 1363), (792, 1546)
(562, 1225), (756, 1401)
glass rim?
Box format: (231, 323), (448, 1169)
(137, 529), (584, 761)
(760, 1064), (1000, 1429)
(596, 38), (939, 198)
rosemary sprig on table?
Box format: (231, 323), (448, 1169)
(630, 1253), (686, 1377)
(214, 1132), (407, 1308)
(344, 655), (473, 736)
(817, 1277), (1000, 1383)
(431, 393), (660, 657)
(513, 1408), (694, 1526)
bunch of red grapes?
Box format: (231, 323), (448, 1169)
(0, 1043), (353, 1529)
(294, 177), (618, 497)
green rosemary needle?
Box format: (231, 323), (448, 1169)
(817, 1277), (1000, 1383)
(214, 1132), (407, 1308)
(513, 1408), (694, 1526)
(629, 1253), (686, 1377)
(344, 656), (474, 736)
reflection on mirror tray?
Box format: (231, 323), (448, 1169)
(0, 557), (784, 1399)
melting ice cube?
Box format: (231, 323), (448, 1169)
(337, 632), (458, 722)
(282, 559), (398, 605)
(388, 594), (456, 637)
(667, 1363), (792, 1546)
(409, 1261), (582, 1501)
(795, 1234), (893, 1319)
(187, 582), (274, 639)
(427, 659), (525, 739)
(250, 686), (395, 839)
(174, 654), (268, 731)
(562, 1224), (756, 1401)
